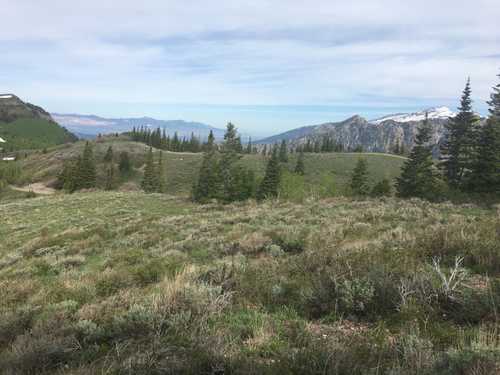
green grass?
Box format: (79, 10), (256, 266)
(0, 192), (499, 373)
(0, 118), (77, 150)
(17, 137), (406, 197)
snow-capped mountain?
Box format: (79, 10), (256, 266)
(370, 107), (456, 125)
(258, 106), (467, 157)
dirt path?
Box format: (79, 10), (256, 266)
(11, 183), (56, 195)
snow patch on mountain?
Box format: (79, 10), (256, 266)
(0, 94), (14, 99)
(370, 107), (456, 124)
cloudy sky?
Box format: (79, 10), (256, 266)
(1, 1), (499, 136)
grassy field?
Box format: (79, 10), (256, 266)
(0, 192), (499, 373)
(13, 137), (405, 197)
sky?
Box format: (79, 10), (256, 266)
(1, 1), (499, 137)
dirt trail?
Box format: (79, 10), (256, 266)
(11, 183), (56, 195)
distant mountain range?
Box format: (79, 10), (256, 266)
(52, 113), (226, 140)
(0, 94), (77, 150)
(257, 107), (478, 156)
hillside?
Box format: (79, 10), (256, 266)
(0, 192), (498, 373)
(52, 113), (226, 140)
(0, 95), (77, 151)
(14, 137), (405, 197)
(258, 107), (466, 156)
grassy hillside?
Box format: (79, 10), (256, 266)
(0, 118), (77, 151)
(16, 137), (405, 197)
(0, 192), (498, 373)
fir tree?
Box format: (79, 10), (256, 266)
(118, 151), (131, 174)
(193, 150), (220, 202)
(350, 158), (370, 196)
(396, 115), (439, 199)
(103, 145), (113, 163)
(205, 130), (215, 151)
(142, 148), (157, 193)
(279, 140), (288, 162)
(79, 142), (96, 189)
(440, 78), (479, 189)
(468, 72), (500, 195)
(104, 164), (116, 191)
(294, 150), (305, 175)
(157, 151), (167, 193)
(371, 178), (392, 197)
(56, 160), (76, 192)
(219, 123), (243, 201)
(257, 145), (281, 200)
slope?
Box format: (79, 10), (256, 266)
(15, 137), (405, 196)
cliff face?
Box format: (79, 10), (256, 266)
(309, 116), (448, 155)
(258, 108), (466, 156)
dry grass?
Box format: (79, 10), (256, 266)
(0, 192), (499, 373)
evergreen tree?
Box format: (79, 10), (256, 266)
(205, 130), (215, 152)
(440, 78), (479, 189)
(142, 148), (157, 193)
(350, 158), (370, 196)
(118, 151), (131, 174)
(104, 164), (116, 191)
(396, 115), (439, 199)
(279, 140), (288, 162)
(103, 145), (113, 163)
(56, 160), (76, 191)
(157, 151), (167, 193)
(257, 145), (281, 200)
(223, 123), (242, 153)
(468, 73), (500, 195)
(79, 142), (97, 189)
(193, 150), (220, 202)
(219, 123), (243, 201)
(371, 178), (392, 197)
(294, 150), (305, 175)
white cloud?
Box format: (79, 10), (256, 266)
(0, 0), (499, 132)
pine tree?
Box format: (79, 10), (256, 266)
(257, 145), (281, 200)
(440, 78), (479, 189)
(294, 150), (305, 175)
(205, 130), (215, 152)
(157, 151), (166, 193)
(79, 142), (96, 189)
(350, 158), (370, 196)
(468, 72), (500, 195)
(371, 178), (392, 197)
(118, 151), (131, 174)
(103, 145), (113, 163)
(396, 115), (439, 200)
(142, 148), (157, 193)
(104, 164), (116, 191)
(56, 160), (76, 191)
(279, 140), (288, 162)
(219, 123), (243, 201)
(193, 150), (220, 202)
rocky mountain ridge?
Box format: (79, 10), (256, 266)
(258, 107), (478, 156)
